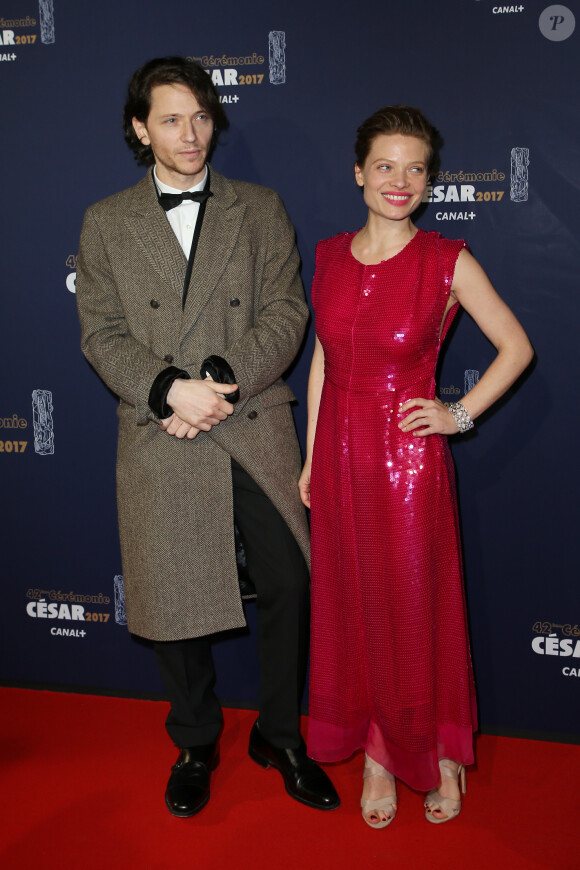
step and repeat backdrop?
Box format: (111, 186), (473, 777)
(1, 0), (578, 740)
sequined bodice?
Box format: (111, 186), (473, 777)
(312, 230), (461, 397)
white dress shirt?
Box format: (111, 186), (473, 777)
(153, 165), (208, 258)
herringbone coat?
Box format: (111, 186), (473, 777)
(76, 168), (310, 641)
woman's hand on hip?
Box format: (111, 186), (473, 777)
(398, 397), (459, 436)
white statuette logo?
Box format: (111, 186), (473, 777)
(114, 575), (127, 625)
(32, 389), (54, 455)
(464, 370), (480, 394)
(39, 0), (55, 44)
(269, 31), (286, 84)
(510, 148), (529, 202)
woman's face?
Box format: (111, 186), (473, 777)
(354, 133), (430, 223)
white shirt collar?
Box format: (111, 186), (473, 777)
(153, 165), (208, 195)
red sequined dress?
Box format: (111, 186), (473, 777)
(307, 229), (477, 791)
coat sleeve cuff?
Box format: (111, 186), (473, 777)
(148, 366), (191, 418)
(200, 355), (239, 404)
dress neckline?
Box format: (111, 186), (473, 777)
(348, 228), (423, 266)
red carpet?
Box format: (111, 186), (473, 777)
(0, 688), (577, 869)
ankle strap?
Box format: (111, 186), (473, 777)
(439, 759), (463, 778)
(363, 754), (394, 780)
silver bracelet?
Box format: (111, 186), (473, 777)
(448, 401), (474, 433)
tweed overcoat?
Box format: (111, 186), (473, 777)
(76, 168), (311, 641)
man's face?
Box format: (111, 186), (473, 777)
(132, 83), (214, 190)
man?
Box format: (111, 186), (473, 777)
(76, 57), (339, 817)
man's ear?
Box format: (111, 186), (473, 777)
(132, 117), (150, 145)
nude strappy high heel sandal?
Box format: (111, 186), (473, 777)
(361, 754), (397, 829)
(424, 759), (466, 824)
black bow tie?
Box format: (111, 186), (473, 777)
(157, 189), (213, 211)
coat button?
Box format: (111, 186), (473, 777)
(229, 298), (240, 307)
(163, 354), (174, 364)
(150, 299), (160, 309)
(247, 410), (258, 420)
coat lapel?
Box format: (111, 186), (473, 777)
(181, 168), (246, 335)
(124, 172), (187, 301)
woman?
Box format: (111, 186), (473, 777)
(299, 106), (533, 827)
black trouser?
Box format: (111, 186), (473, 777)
(154, 458), (310, 750)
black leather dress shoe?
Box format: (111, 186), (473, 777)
(165, 743), (219, 818)
(248, 720), (340, 810)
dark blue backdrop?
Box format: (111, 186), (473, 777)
(1, 0), (578, 740)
